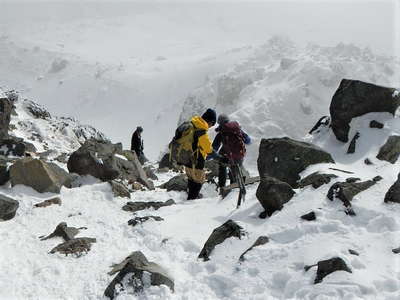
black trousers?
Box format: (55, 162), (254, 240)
(187, 179), (203, 200)
(218, 160), (243, 188)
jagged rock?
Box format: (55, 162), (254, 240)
(312, 257), (352, 284)
(49, 237), (96, 256)
(55, 153), (69, 164)
(256, 176), (295, 218)
(0, 194), (19, 221)
(109, 180), (130, 199)
(105, 251), (174, 299)
(0, 159), (10, 185)
(376, 136), (400, 164)
(327, 178), (379, 207)
(40, 222), (86, 241)
(159, 174), (187, 192)
(198, 220), (245, 261)
(10, 158), (73, 193)
(301, 211), (316, 221)
(258, 137), (334, 188)
(67, 140), (154, 190)
(0, 136), (27, 156)
(347, 132), (360, 154)
(122, 199), (175, 213)
(34, 197), (62, 208)
(309, 116), (330, 135)
(23, 100), (51, 119)
(348, 249), (359, 256)
(0, 96), (12, 140)
(330, 79), (400, 142)
(384, 174), (400, 203)
(299, 172), (337, 189)
(364, 158), (373, 165)
(370, 120), (384, 129)
(143, 166), (158, 180)
(128, 216), (164, 227)
(346, 177), (361, 183)
(392, 247), (400, 254)
(239, 236), (269, 261)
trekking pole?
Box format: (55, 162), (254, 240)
(230, 163), (246, 208)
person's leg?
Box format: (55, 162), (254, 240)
(185, 167), (205, 200)
(218, 163), (227, 188)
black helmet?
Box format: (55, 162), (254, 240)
(217, 114), (229, 125)
(137, 126), (143, 132)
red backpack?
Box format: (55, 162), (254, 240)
(220, 121), (246, 161)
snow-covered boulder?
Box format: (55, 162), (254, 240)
(10, 158), (73, 193)
(258, 137), (334, 188)
(104, 251), (174, 299)
(330, 79), (400, 142)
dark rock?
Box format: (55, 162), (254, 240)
(158, 153), (179, 171)
(49, 237), (96, 256)
(373, 176), (383, 182)
(159, 174), (187, 192)
(384, 174), (400, 203)
(314, 257), (352, 284)
(0, 194), (19, 221)
(0, 97), (13, 140)
(299, 172), (337, 189)
(330, 79), (400, 142)
(205, 159), (220, 180)
(327, 178), (377, 207)
(67, 140), (154, 190)
(392, 247), (400, 254)
(0, 136), (27, 156)
(364, 158), (373, 165)
(309, 116), (331, 135)
(122, 199), (175, 213)
(348, 249), (359, 256)
(256, 176), (295, 217)
(0, 160), (10, 185)
(34, 197), (62, 208)
(23, 100), (51, 119)
(258, 137), (334, 188)
(347, 132), (360, 154)
(239, 236), (269, 261)
(376, 136), (400, 164)
(301, 211), (316, 221)
(109, 180), (130, 199)
(128, 216), (164, 227)
(40, 222), (86, 241)
(370, 120), (384, 129)
(10, 158), (73, 193)
(198, 220), (245, 261)
(346, 177), (361, 183)
(105, 251), (174, 299)
(143, 166), (158, 180)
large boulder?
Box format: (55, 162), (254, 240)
(0, 194), (19, 221)
(198, 220), (245, 261)
(256, 176), (295, 218)
(67, 139), (154, 189)
(0, 96), (13, 140)
(309, 257), (352, 284)
(10, 158), (72, 193)
(376, 136), (400, 164)
(330, 79), (400, 142)
(384, 174), (400, 203)
(105, 251), (174, 299)
(258, 137), (334, 188)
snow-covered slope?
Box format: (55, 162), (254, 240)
(179, 37), (400, 167)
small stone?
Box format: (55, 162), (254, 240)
(369, 120), (384, 129)
(348, 249), (359, 256)
(364, 158), (373, 165)
(301, 211), (316, 221)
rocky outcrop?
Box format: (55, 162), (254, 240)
(0, 194), (19, 221)
(376, 136), (400, 164)
(40, 222), (86, 241)
(67, 140), (154, 190)
(256, 176), (295, 218)
(239, 236), (269, 261)
(109, 180), (130, 199)
(330, 79), (400, 142)
(105, 251), (174, 299)
(198, 220), (245, 261)
(49, 237), (96, 256)
(10, 158), (73, 193)
(258, 137), (334, 188)
(305, 257), (352, 284)
(299, 172), (338, 189)
(0, 96), (13, 140)
(159, 174), (187, 192)
(122, 199), (175, 213)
